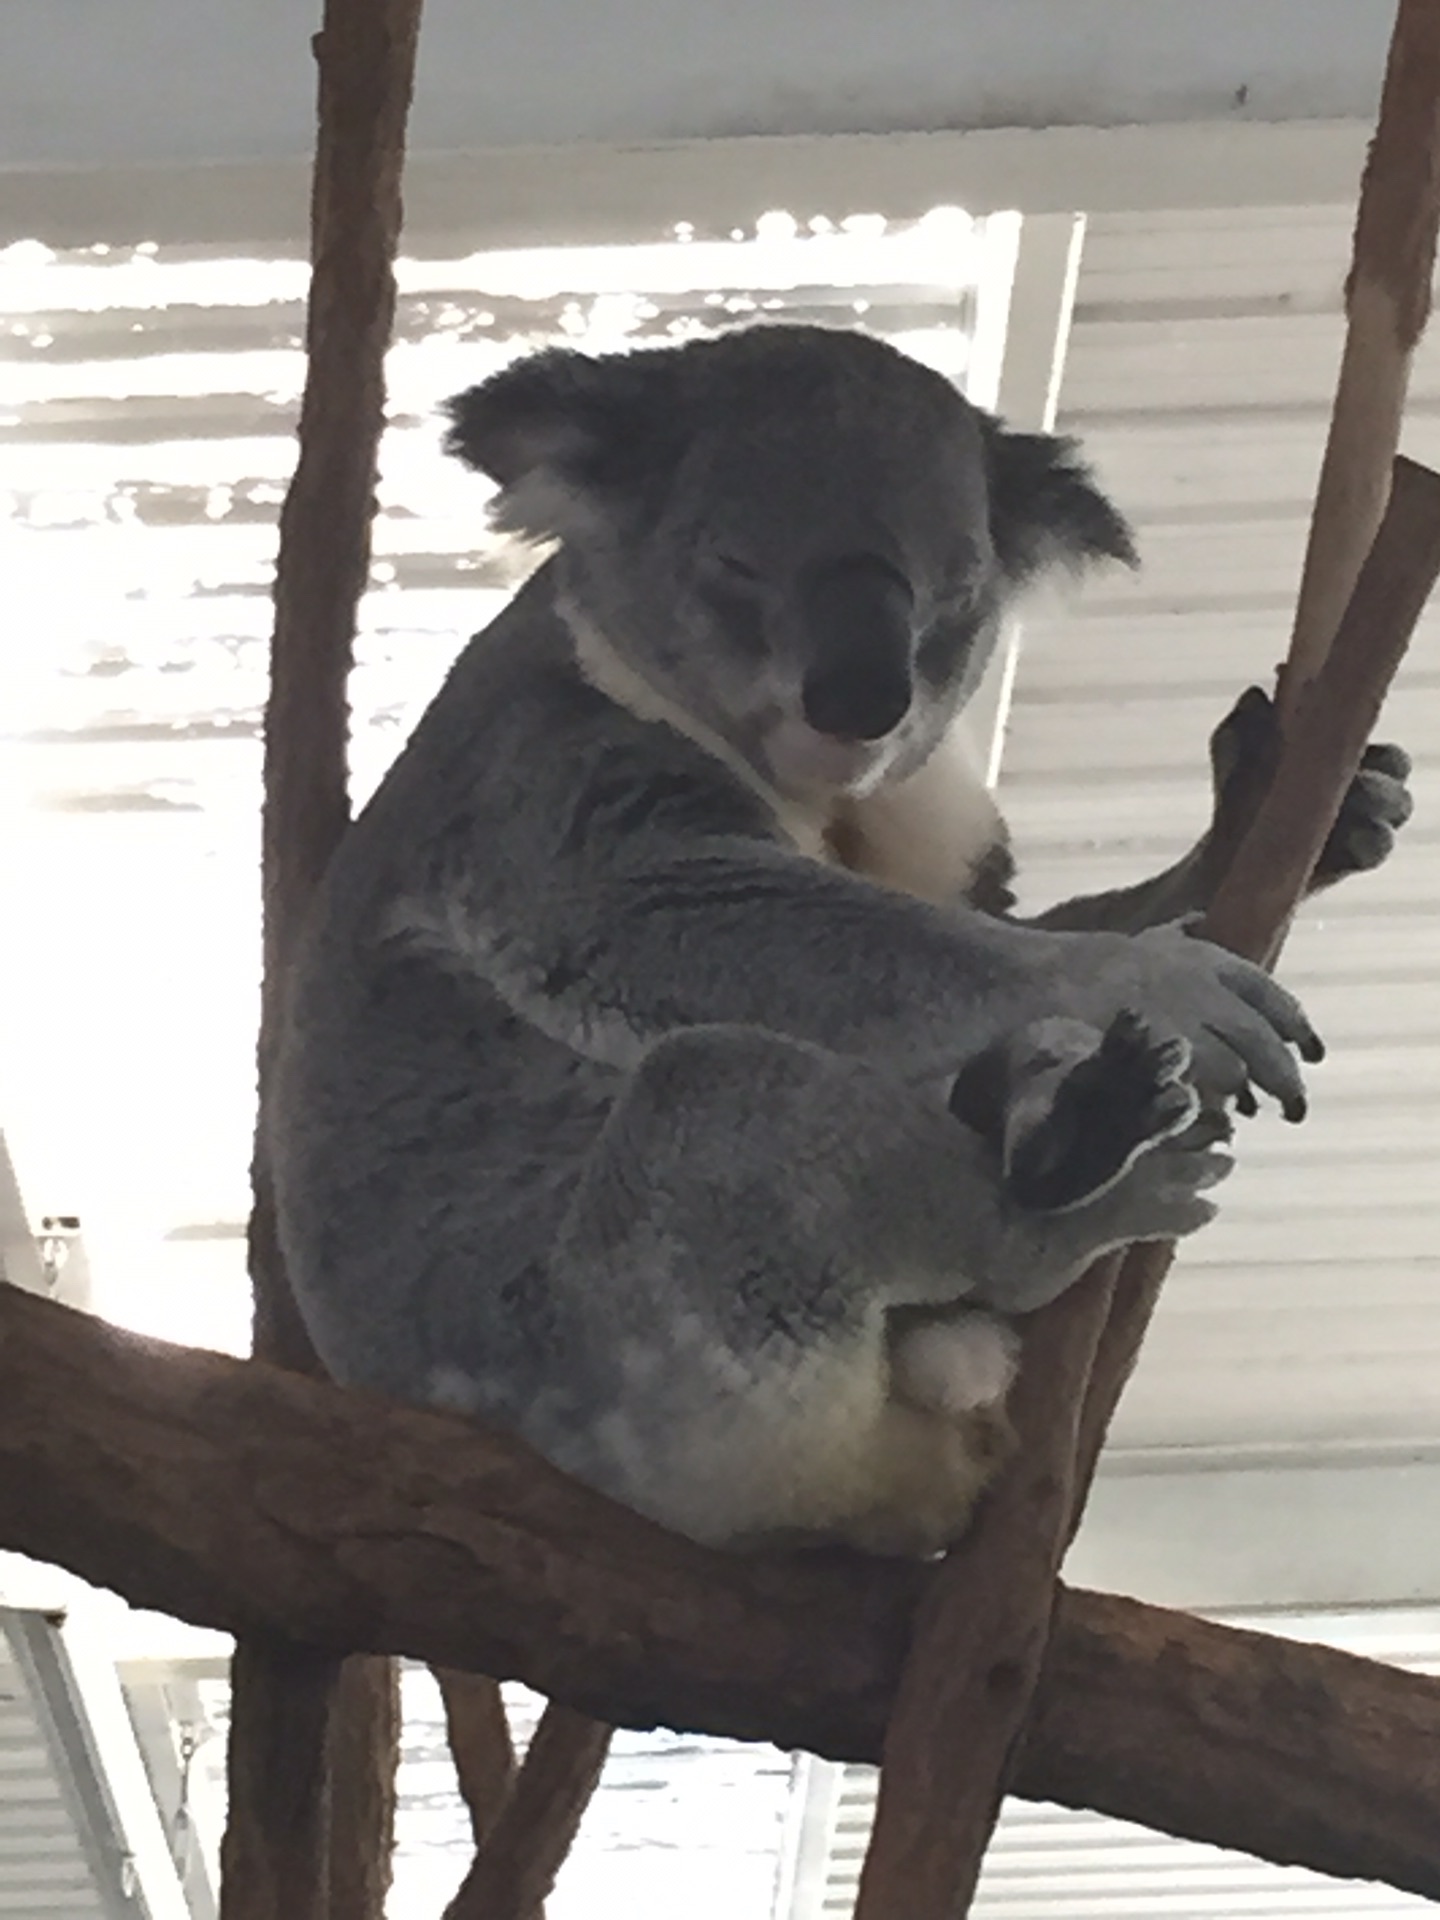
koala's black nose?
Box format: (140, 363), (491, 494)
(798, 555), (914, 741)
(803, 662), (912, 740)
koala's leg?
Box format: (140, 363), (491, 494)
(1025, 688), (1414, 935)
(541, 1021), (1224, 1552)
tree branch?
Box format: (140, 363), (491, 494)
(856, 0), (1440, 1900)
(2, 1282), (1438, 1899)
(441, 1707), (612, 1920)
(436, 1670), (519, 1849)
(1284, 0), (1440, 701)
(232, 4), (423, 1914)
(433, 1675), (612, 1920)
(1027, 1588), (1440, 1895)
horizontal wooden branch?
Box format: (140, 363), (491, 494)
(1029, 1589), (1440, 1896)
(2, 1283), (1438, 1898)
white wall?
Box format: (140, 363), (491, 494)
(1, 0), (1395, 171)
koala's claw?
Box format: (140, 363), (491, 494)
(1210, 686), (1414, 888)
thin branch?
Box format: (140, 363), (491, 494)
(2, 1284), (1439, 1899)
(326, 1656), (402, 1920)
(436, 1670), (519, 1849)
(850, 1282), (1108, 1920)
(1283, 0), (1440, 705)
(230, 4), (423, 1917)
(442, 1707), (613, 1920)
(435, 1682), (612, 1920)
(1208, 455), (1440, 961)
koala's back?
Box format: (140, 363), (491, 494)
(270, 569), (788, 1456)
(272, 580), (618, 1423)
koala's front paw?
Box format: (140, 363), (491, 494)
(1069, 921), (1323, 1122)
(1211, 686), (1414, 888)
(1000, 1011), (1200, 1213)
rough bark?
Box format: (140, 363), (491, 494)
(1027, 1588), (1440, 1896)
(1, 1281), (1439, 1899)
(326, 1656), (403, 1920)
(229, 4), (423, 1917)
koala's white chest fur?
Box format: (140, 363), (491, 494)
(820, 720), (1005, 905)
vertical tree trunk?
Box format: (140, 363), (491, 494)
(222, 5), (424, 1916)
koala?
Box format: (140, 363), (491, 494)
(269, 324), (1408, 1559)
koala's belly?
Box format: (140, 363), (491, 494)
(621, 1322), (1017, 1560)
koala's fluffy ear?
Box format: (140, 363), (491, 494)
(443, 348), (680, 541)
(982, 419), (1138, 588)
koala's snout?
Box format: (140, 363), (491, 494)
(797, 554), (915, 743)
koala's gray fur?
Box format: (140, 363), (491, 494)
(270, 324), (1404, 1559)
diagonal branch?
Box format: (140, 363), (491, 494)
(436, 1670), (520, 1850)
(434, 1675), (612, 1920)
(1, 1280), (1438, 1897)
(854, 2), (1440, 1906)
(441, 1706), (612, 1920)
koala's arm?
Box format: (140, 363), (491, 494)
(1025, 844), (1213, 935)
(378, 655), (1315, 1110)
(1026, 687), (1414, 935)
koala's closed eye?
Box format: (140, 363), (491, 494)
(709, 552), (763, 584)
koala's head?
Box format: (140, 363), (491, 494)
(444, 325), (1134, 800)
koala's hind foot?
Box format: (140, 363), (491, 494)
(945, 1007), (1232, 1315)
(951, 1009), (1206, 1213)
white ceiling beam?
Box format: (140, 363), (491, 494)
(0, 121), (1371, 255)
